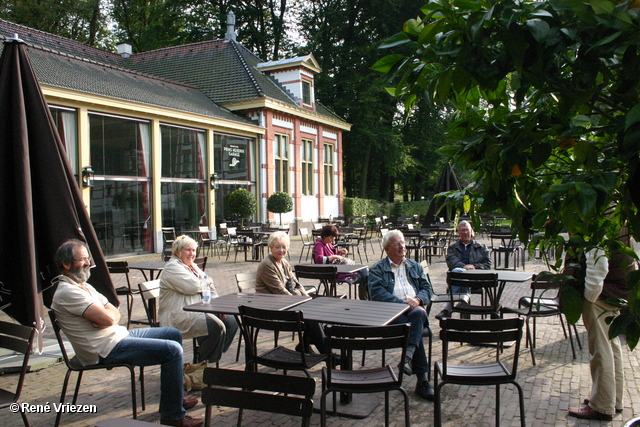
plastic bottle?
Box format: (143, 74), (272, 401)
(202, 276), (211, 304)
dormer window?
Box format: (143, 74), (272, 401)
(302, 81), (312, 105)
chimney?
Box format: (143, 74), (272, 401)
(117, 43), (132, 58)
(225, 11), (236, 41)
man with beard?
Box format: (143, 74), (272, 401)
(51, 240), (202, 427)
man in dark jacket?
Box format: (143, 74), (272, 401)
(437, 220), (491, 319)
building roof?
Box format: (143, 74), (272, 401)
(0, 20), (256, 126)
(0, 19), (348, 128)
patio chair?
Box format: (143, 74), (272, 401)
(0, 320), (36, 427)
(500, 271), (582, 365)
(234, 272), (257, 362)
(490, 231), (523, 270)
(238, 305), (326, 377)
(294, 264), (336, 297)
(434, 317), (525, 427)
(107, 260), (137, 329)
(446, 271), (500, 319)
(198, 226), (216, 257)
(161, 227), (176, 259)
(320, 323), (411, 427)
(298, 227), (314, 262)
(202, 367), (315, 427)
(48, 311), (145, 427)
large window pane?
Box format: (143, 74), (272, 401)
(161, 182), (207, 232)
(89, 113), (152, 255)
(162, 125), (205, 179)
(50, 106), (78, 176)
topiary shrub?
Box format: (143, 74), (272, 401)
(266, 191), (293, 225)
(227, 188), (257, 226)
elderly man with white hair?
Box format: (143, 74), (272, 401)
(368, 229), (435, 401)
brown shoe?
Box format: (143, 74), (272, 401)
(183, 397), (198, 409)
(161, 415), (204, 427)
(568, 405), (613, 421)
(583, 398), (622, 413)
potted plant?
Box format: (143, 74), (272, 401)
(227, 188), (257, 227)
(267, 192), (293, 226)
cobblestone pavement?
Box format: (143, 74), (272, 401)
(2, 233), (640, 426)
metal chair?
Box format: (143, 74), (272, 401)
(298, 227), (314, 262)
(202, 367), (315, 427)
(490, 231), (523, 270)
(238, 305), (326, 377)
(320, 323), (411, 427)
(234, 272), (257, 362)
(161, 227), (176, 259)
(194, 256), (208, 272)
(0, 320), (36, 427)
(446, 271), (500, 319)
(500, 272), (582, 365)
(198, 226), (216, 257)
(294, 264), (337, 297)
(434, 317), (525, 427)
(48, 311), (145, 427)
(107, 260), (137, 329)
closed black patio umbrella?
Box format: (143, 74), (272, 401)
(424, 162), (462, 226)
(0, 36), (115, 351)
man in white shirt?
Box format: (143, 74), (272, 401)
(51, 239), (202, 427)
(369, 230), (435, 401)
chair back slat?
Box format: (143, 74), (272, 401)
(0, 319), (35, 409)
(202, 368), (315, 426)
(235, 272), (257, 293)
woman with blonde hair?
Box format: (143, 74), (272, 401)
(159, 235), (237, 364)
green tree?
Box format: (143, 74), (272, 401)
(0, 0), (114, 48)
(298, 0), (437, 201)
(227, 188), (257, 226)
(374, 0), (640, 347)
(266, 191), (293, 225)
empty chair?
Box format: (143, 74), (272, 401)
(161, 227), (176, 259)
(48, 311), (145, 427)
(298, 227), (314, 262)
(320, 323), (411, 427)
(234, 272), (257, 361)
(0, 320), (36, 427)
(490, 231), (523, 270)
(194, 256), (208, 271)
(202, 367), (315, 427)
(107, 261), (137, 329)
(434, 317), (525, 427)
(446, 271), (500, 318)
(238, 305), (326, 377)
(198, 226), (216, 257)
(501, 271), (582, 365)
(294, 264), (338, 297)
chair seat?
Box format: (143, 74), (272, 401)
(0, 388), (17, 405)
(436, 361), (511, 385)
(325, 365), (398, 391)
(519, 297), (558, 308)
(257, 346), (326, 370)
(502, 305), (559, 317)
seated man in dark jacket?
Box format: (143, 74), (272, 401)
(438, 220), (491, 319)
(369, 230), (435, 401)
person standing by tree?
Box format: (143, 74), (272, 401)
(567, 230), (638, 420)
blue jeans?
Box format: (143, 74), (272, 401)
(393, 307), (429, 375)
(100, 327), (185, 421)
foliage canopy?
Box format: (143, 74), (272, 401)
(227, 188), (257, 225)
(374, 0), (640, 348)
(266, 191), (293, 225)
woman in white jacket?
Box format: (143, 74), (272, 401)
(159, 235), (237, 364)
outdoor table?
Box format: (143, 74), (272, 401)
(183, 292), (311, 316)
(128, 261), (166, 281)
(458, 269), (534, 307)
(293, 295), (408, 326)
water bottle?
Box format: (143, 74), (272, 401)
(202, 276), (211, 304)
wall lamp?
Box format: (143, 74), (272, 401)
(81, 166), (95, 188)
(210, 173), (219, 190)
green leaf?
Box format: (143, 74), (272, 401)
(626, 321), (640, 350)
(626, 104), (640, 131)
(592, 172), (617, 193)
(561, 285), (583, 324)
(526, 18), (551, 43)
(371, 54), (405, 73)
(378, 33), (410, 50)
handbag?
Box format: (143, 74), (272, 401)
(183, 360), (208, 391)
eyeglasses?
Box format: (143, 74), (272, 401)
(74, 257), (92, 263)
(388, 242), (406, 247)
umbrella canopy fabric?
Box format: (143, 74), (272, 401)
(0, 37), (116, 351)
(424, 163), (462, 225)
